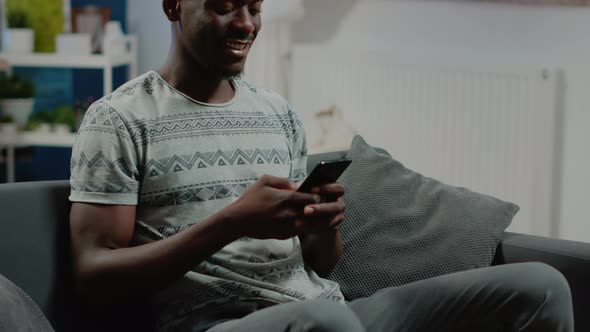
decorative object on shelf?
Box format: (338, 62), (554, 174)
(104, 21), (125, 56)
(0, 58), (9, 72)
(74, 96), (93, 131)
(310, 106), (358, 153)
(72, 6), (111, 54)
(0, 76), (35, 129)
(26, 110), (54, 132)
(6, 0), (63, 53)
(26, 105), (75, 134)
(52, 105), (75, 134)
(56, 33), (91, 55)
(3, 8), (34, 53)
(0, 114), (17, 136)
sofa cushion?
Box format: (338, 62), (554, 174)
(0, 274), (54, 332)
(328, 135), (519, 300)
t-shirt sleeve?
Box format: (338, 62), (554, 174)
(286, 104), (308, 183)
(69, 101), (141, 205)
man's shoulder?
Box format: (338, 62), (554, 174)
(97, 71), (167, 113)
(234, 78), (290, 110)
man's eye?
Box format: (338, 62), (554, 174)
(249, 7), (262, 16)
(217, 4), (235, 14)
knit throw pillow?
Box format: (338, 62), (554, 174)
(328, 135), (519, 300)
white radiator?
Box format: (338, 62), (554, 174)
(290, 46), (564, 237)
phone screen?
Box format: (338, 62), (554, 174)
(297, 159), (352, 193)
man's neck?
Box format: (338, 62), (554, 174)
(158, 49), (236, 105)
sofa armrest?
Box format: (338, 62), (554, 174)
(493, 232), (590, 331)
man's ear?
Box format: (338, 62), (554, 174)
(162, 0), (181, 22)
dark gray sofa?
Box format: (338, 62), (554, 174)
(1, 151), (590, 331)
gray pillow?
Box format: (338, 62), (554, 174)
(0, 274), (54, 332)
(328, 135), (519, 300)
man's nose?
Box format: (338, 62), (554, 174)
(230, 7), (256, 37)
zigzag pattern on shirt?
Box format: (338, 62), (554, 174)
(235, 79), (258, 93)
(106, 71), (166, 98)
(71, 151), (138, 178)
(125, 109), (304, 145)
(157, 288), (251, 327)
(78, 102), (132, 140)
(152, 223), (196, 238)
(267, 284), (307, 300)
(160, 278), (262, 317)
(290, 169), (307, 182)
(238, 261), (308, 284)
(317, 288), (345, 303)
(70, 181), (139, 194)
(285, 107), (305, 148)
(145, 148), (290, 178)
(140, 179), (256, 207)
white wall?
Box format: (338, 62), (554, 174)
(127, 0), (169, 74)
(292, 0), (590, 242)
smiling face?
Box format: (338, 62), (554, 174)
(174, 0), (263, 79)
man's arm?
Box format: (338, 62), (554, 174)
(70, 175), (320, 306)
(70, 202), (241, 305)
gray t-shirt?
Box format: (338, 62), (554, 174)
(69, 71), (344, 330)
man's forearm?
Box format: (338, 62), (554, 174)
(76, 208), (242, 304)
(299, 229), (344, 278)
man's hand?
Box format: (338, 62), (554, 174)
(225, 176), (346, 276)
(296, 183), (347, 277)
(226, 175), (322, 240)
(294, 183), (346, 234)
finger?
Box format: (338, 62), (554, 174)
(286, 191), (322, 207)
(260, 175), (296, 190)
(294, 215), (343, 234)
(312, 185), (345, 203)
(315, 183), (345, 195)
(304, 201), (345, 217)
(329, 213), (345, 229)
(294, 217), (332, 234)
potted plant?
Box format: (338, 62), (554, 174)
(3, 8), (35, 54)
(0, 76), (36, 129)
(52, 105), (76, 135)
(74, 97), (94, 131)
(26, 110), (53, 133)
(0, 114), (18, 136)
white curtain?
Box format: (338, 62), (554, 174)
(244, 0), (304, 99)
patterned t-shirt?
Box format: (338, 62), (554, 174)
(69, 71), (345, 330)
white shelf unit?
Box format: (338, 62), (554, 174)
(0, 132), (76, 148)
(0, 35), (138, 182)
(0, 35), (138, 94)
(0, 132), (77, 183)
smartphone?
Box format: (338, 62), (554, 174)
(297, 159), (352, 193)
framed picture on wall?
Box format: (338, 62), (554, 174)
(72, 6), (111, 53)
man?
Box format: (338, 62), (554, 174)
(69, 1), (574, 331)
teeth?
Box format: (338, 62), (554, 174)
(226, 41), (248, 51)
